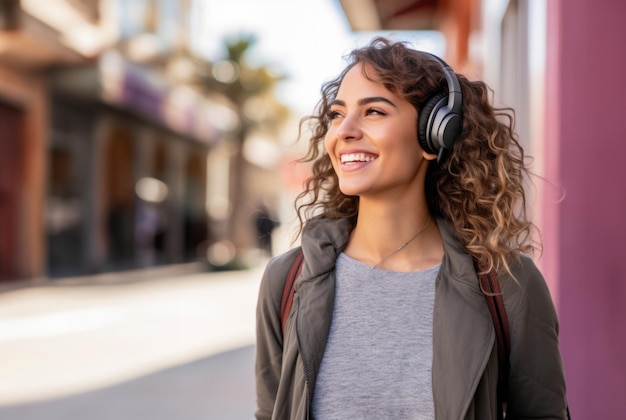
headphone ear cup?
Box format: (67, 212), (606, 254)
(417, 93), (447, 155)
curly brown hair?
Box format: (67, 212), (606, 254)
(295, 36), (539, 276)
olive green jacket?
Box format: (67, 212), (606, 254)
(255, 217), (569, 419)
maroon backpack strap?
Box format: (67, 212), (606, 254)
(478, 266), (511, 419)
(280, 249), (304, 335)
(479, 269), (511, 373)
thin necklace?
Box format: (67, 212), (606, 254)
(372, 216), (431, 270)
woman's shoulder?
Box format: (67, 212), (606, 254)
(257, 247), (304, 313)
(261, 247), (303, 288)
(265, 247), (303, 276)
(512, 254), (540, 277)
(504, 254), (558, 318)
(510, 255), (546, 290)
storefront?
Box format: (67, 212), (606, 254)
(46, 52), (220, 277)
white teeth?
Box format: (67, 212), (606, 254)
(340, 153), (376, 163)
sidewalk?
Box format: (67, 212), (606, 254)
(0, 261), (267, 419)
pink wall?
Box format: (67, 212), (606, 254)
(545, 0), (626, 417)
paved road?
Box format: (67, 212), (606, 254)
(0, 262), (267, 419)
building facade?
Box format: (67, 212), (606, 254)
(0, 0), (219, 282)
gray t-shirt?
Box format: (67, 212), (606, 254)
(311, 253), (439, 420)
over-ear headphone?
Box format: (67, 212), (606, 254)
(416, 52), (463, 163)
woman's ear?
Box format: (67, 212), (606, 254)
(422, 150), (438, 161)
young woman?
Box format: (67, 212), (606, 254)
(255, 36), (569, 419)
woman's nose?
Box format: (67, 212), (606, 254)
(336, 114), (362, 141)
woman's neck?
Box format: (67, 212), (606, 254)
(345, 201), (443, 271)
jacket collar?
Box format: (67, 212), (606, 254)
(299, 215), (477, 282)
(295, 216), (352, 394)
(300, 216), (352, 280)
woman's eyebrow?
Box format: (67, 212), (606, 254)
(330, 97), (398, 108)
(359, 96), (397, 108)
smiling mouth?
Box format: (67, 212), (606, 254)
(340, 152), (377, 164)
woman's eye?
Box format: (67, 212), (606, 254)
(365, 108), (385, 116)
(327, 110), (342, 120)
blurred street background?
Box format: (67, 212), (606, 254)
(0, 262), (265, 419)
(1, 0), (625, 418)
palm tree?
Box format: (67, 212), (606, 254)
(193, 34), (290, 264)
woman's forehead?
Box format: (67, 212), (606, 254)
(339, 63), (382, 90)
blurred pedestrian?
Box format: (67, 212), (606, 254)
(255, 36), (569, 419)
(254, 203), (280, 256)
